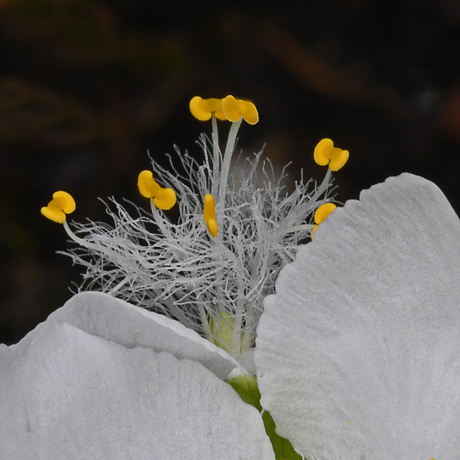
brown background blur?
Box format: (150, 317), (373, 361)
(2, 0), (460, 344)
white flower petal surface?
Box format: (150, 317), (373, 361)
(48, 291), (240, 379)
(256, 173), (460, 459)
(1, 321), (274, 459)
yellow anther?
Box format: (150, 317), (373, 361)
(41, 191), (76, 224)
(311, 202), (336, 239)
(189, 96), (226, 121)
(314, 202), (337, 224)
(137, 170), (176, 210)
(203, 193), (218, 237)
(152, 187), (176, 210)
(138, 170), (160, 198)
(313, 138), (349, 171)
(222, 95), (259, 125)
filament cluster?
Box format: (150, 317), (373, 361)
(41, 95), (348, 358)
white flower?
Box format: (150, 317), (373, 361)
(1, 291), (274, 459)
(14, 115), (460, 459)
(28, 94), (383, 458)
(256, 173), (460, 459)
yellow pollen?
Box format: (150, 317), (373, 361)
(189, 96), (226, 121)
(203, 194), (218, 237)
(222, 95), (259, 125)
(41, 191), (76, 224)
(311, 202), (336, 239)
(313, 138), (349, 171)
(137, 170), (176, 210)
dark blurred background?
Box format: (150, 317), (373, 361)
(2, 0), (460, 344)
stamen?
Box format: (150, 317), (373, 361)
(311, 202), (337, 239)
(41, 192), (111, 253)
(222, 95), (259, 125)
(218, 118), (242, 206)
(313, 138), (349, 171)
(189, 96), (226, 121)
(210, 115), (221, 198)
(203, 194), (218, 237)
(137, 170), (176, 210)
(41, 191), (76, 223)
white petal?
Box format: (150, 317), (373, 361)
(47, 291), (240, 380)
(256, 173), (460, 459)
(1, 321), (274, 459)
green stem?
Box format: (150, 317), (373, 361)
(228, 374), (304, 460)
